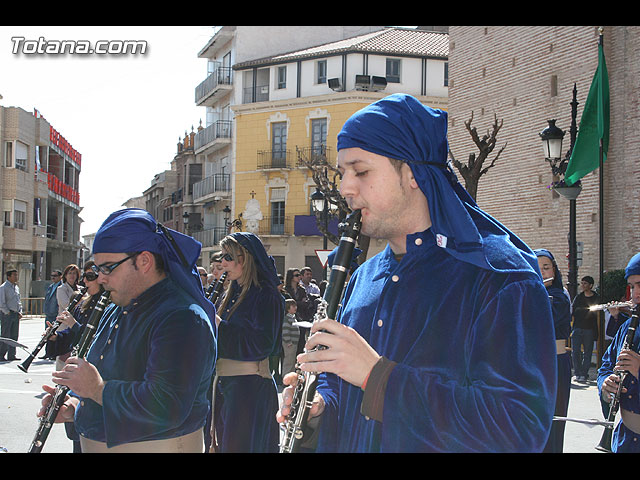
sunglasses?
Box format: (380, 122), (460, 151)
(82, 271), (99, 282)
(91, 253), (138, 276)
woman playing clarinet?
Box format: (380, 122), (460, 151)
(53, 261), (107, 452)
(211, 232), (283, 452)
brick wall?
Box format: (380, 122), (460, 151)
(448, 26), (640, 287)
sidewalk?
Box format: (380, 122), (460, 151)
(562, 366), (609, 453)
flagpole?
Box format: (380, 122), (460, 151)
(597, 27), (605, 367)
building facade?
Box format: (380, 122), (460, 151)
(0, 105), (82, 299)
(447, 26), (640, 289)
(189, 26), (391, 266)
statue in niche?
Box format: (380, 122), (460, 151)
(242, 192), (263, 233)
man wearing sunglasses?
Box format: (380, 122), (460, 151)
(39, 208), (216, 453)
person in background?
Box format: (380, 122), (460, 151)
(0, 269), (22, 362)
(210, 252), (226, 281)
(54, 264), (81, 370)
(42, 269), (62, 360)
(571, 275), (600, 382)
(56, 265), (80, 314)
(281, 298), (300, 377)
(535, 249), (572, 453)
(198, 266), (210, 288)
(299, 267), (320, 296)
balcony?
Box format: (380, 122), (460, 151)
(257, 150), (292, 170)
(195, 120), (232, 154)
(243, 83), (269, 104)
(195, 67), (233, 107)
(296, 145), (334, 168)
(257, 216), (292, 236)
(192, 226), (227, 249)
(193, 173), (231, 203)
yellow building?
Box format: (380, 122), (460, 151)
(193, 26), (449, 280)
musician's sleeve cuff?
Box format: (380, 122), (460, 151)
(360, 356), (397, 422)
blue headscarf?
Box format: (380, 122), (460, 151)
(337, 93), (538, 274)
(228, 232), (280, 288)
(92, 208), (216, 325)
(625, 252), (640, 280)
(534, 249), (564, 290)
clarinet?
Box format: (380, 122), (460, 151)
(205, 271), (228, 304)
(18, 287), (87, 373)
(280, 209), (362, 453)
(28, 290), (111, 453)
(596, 305), (640, 453)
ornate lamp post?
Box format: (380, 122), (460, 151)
(539, 84), (581, 299)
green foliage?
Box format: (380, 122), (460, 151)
(596, 269), (627, 303)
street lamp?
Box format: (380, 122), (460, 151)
(311, 187), (329, 279)
(182, 211), (189, 233)
(539, 119), (565, 167)
(223, 205), (231, 223)
(311, 188), (328, 250)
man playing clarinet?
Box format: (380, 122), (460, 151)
(598, 252), (640, 452)
(38, 208), (216, 452)
(278, 94), (557, 452)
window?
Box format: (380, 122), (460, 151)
(316, 60), (327, 84)
(277, 66), (287, 89)
(15, 141), (28, 172)
(386, 58), (401, 83)
(444, 62), (449, 87)
(271, 187), (286, 235)
(271, 122), (287, 167)
(271, 200), (285, 235)
(14, 200), (27, 230)
(311, 118), (327, 160)
(4, 141), (12, 167)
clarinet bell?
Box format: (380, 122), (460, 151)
(17, 355), (34, 373)
(595, 426), (613, 453)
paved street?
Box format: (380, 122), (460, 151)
(1, 316), (611, 453)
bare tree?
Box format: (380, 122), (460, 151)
(449, 112), (507, 201)
(297, 146), (369, 261)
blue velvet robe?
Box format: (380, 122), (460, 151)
(315, 229), (557, 452)
(543, 285), (572, 452)
(597, 316), (640, 452)
(214, 280), (283, 452)
(73, 277), (216, 448)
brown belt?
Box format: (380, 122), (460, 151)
(79, 428), (204, 453)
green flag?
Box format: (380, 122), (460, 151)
(564, 38), (609, 186)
